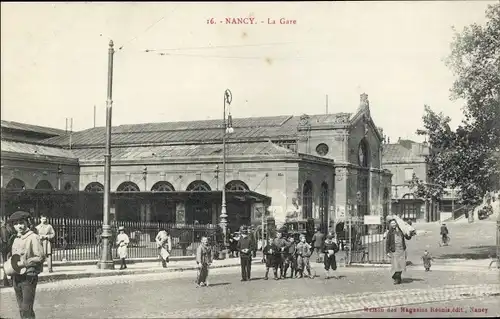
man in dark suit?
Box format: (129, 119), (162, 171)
(237, 226), (253, 281)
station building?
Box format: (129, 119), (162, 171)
(1, 94), (392, 233)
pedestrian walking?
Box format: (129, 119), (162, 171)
(422, 250), (433, 272)
(439, 223), (449, 246)
(1, 218), (16, 287)
(311, 228), (324, 263)
(283, 236), (297, 279)
(35, 214), (55, 273)
(7, 211), (45, 319)
(323, 234), (339, 279)
(116, 226), (129, 270)
(296, 235), (314, 279)
(237, 226), (252, 281)
(195, 236), (212, 288)
(155, 228), (172, 268)
(262, 238), (274, 280)
(272, 231), (287, 280)
(385, 216), (413, 285)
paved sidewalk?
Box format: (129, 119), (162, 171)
(163, 284), (500, 318)
(0, 256), (258, 288)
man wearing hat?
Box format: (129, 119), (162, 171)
(116, 226), (130, 270)
(7, 211), (45, 319)
(236, 226), (253, 281)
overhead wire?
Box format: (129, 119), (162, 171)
(144, 41), (298, 52)
(116, 12), (172, 52)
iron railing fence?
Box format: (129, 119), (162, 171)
(337, 223), (388, 265)
(30, 217), (218, 262)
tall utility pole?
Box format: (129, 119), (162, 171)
(97, 40), (115, 270)
(220, 89), (233, 256)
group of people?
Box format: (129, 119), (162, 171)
(261, 228), (340, 281)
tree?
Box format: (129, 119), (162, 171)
(417, 3), (500, 206)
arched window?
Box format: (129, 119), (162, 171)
(358, 139), (369, 167)
(85, 182), (104, 192)
(35, 180), (54, 190)
(63, 182), (73, 191)
(302, 180), (313, 219)
(402, 193), (416, 199)
(319, 182), (329, 233)
(117, 182), (140, 192)
(186, 181), (211, 192)
(151, 181), (175, 192)
(225, 180), (249, 191)
(357, 172), (369, 216)
(6, 178), (25, 190)
(383, 188), (390, 228)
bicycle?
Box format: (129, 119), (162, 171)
(439, 234), (450, 246)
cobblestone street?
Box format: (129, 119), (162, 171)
(1, 263), (498, 318)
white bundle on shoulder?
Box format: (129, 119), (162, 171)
(386, 215), (416, 237)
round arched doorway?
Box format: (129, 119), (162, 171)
(319, 182), (329, 233)
(116, 182), (141, 222)
(302, 181), (313, 219)
(84, 182), (104, 220)
(225, 180), (251, 232)
(185, 181), (213, 225)
(151, 181), (176, 223)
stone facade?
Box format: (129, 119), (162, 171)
(1, 93), (393, 230)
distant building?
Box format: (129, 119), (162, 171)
(1, 94), (392, 233)
(382, 139), (438, 222)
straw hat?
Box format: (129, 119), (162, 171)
(118, 226), (125, 231)
(3, 254), (26, 276)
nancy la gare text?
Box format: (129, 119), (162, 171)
(207, 17), (297, 25)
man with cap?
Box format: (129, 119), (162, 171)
(8, 211), (45, 319)
(271, 231), (288, 280)
(116, 226), (129, 270)
(323, 234), (339, 279)
(237, 226), (253, 281)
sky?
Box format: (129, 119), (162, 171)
(1, 1), (496, 142)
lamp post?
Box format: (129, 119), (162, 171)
(262, 173), (269, 245)
(97, 40), (115, 270)
(220, 89), (234, 255)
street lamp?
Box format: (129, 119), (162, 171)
(220, 89), (234, 256)
(97, 40), (115, 270)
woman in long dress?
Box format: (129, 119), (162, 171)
(385, 218), (412, 284)
(116, 226), (129, 270)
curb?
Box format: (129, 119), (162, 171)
(0, 262), (244, 289)
(49, 256), (196, 267)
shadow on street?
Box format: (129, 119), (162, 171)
(436, 245), (497, 260)
(401, 278), (425, 284)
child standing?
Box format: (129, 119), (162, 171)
(323, 234), (339, 279)
(422, 250), (433, 271)
(116, 226), (129, 270)
(262, 238), (275, 280)
(296, 235), (314, 279)
(283, 236), (297, 279)
(196, 236), (212, 287)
